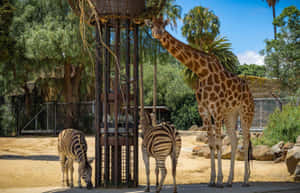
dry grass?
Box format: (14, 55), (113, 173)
(0, 135), (293, 188)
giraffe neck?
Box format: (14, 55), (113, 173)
(159, 31), (224, 77)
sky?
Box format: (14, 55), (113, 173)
(166, 0), (300, 65)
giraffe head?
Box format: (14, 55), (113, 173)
(146, 16), (169, 39)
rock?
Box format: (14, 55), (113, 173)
(283, 142), (294, 150)
(236, 144), (245, 161)
(271, 141), (285, 158)
(223, 135), (231, 146)
(192, 145), (202, 155)
(296, 136), (300, 145)
(222, 145), (231, 159)
(189, 125), (199, 131)
(253, 145), (274, 161)
(295, 164), (300, 181)
(195, 131), (208, 144)
(197, 145), (210, 158)
(285, 146), (300, 175)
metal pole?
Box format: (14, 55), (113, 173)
(104, 22), (110, 187)
(114, 19), (120, 186)
(125, 19), (131, 184)
(133, 24), (139, 187)
(95, 24), (103, 187)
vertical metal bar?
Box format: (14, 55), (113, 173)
(125, 19), (131, 184)
(114, 19), (120, 186)
(95, 24), (103, 187)
(104, 22), (110, 187)
(54, 102), (57, 135)
(133, 24), (139, 187)
(46, 103), (49, 130)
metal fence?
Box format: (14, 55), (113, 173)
(0, 98), (295, 136)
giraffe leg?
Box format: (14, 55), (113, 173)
(215, 120), (224, 187)
(156, 159), (167, 193)
(240, 111), (252, 187)
(142, 146), (150, 192)
(224, 113), (238, 187)
(208, 127), (216, 187)
(59, 154), (66, 186)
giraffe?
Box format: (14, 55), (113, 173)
(147, 16), (254, 187)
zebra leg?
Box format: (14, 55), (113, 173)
(142, 146), (150, 192)
(155, 163), (159, 188)
(59, 154), (66, 186)
(68, 159), (74, 188)
(65, 159), (70, 187)
(171, 153), (178, 193)
(78, 167), (82, 188)
(156, 159), (167, 193)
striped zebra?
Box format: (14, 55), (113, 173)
(141, 114), (182, 193)
(58, 128), (93, 189)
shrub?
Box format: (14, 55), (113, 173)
(254, 103), (300, 146)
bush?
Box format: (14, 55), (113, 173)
(254, 103), (300, 146)
(0, 104), (16, 136)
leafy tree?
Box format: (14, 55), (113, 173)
(262, 0), (280, 39)
(237, 64), (266, 77)
(261, 6), (300, 94)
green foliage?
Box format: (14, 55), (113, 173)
(237, 63), (266, 77)
(261, 6), (300, 94)
(254, 103), (300, 146)
(0, 104), (16, 136)
(143, 62), (201, 130)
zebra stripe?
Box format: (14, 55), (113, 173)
(58, 128), (93, 189)
(142, 121), (181, 193)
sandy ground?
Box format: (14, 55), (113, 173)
(0, 134), (295, 190)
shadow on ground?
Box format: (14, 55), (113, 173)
(41, 182), (300, 193)
(0, 155), (59, 161)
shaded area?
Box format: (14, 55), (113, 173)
(39, 182), (300, 193)
(0, 155), (59, 161)
(0, 155), (96, 161)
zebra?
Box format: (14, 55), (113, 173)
(141, 113), (182, 193)
(58, 128), (93, 189)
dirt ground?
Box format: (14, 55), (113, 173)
(0, 135), (294, 189)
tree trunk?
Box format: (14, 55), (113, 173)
(272, 5), (277, 40)
(152, 45), (157, 126)
(63, 62), (84, 129)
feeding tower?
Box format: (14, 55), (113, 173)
(67, 0), (167, 188)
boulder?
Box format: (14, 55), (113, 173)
(285, 146), (300, 175)
(223, 135), (231, 146)
(296, 136), (300, 145)
(197, 145), (210, 158)
(192, 145), (202, 155)
(222, 145), (231, 159)
(236, 144), (245, 161)
(253, 145), (274, 161)
(196, 131), (208, 144)
(271, 141), (285, 158)
(189, 125), (199, 131)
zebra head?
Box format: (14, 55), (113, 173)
(79, 160), (93, 189)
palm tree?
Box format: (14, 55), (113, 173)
(263, 0), (280, 40)
(181, 6), (238, 90)
(182, 6), (220, 48)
